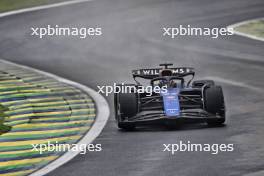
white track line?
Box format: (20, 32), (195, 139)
(0, 0), (93, 18)
(0, 59), (110, 176)
(0, 1), (110, 175)
(204, 76), (263, 93)
(227, 18), (264, 42)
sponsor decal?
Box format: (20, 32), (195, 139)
(133, 68), (192, 76)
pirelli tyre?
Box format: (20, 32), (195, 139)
(114, 84), (138, 130)
(204, 86), (226, 126)
(192, 80), (215, 87)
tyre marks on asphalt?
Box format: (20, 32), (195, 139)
(203, 76), (263, 93)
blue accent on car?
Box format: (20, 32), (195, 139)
(161, 88), (180, 116)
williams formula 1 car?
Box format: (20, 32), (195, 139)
(114, 63), (226, 130)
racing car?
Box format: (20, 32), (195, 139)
(114, 63), (226, 130)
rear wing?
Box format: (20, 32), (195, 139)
(132, 67), (195, 79)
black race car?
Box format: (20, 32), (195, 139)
(114, 63), (226, 130)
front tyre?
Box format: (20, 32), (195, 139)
(204, 86), (226, 126)
(114, 84), (138, 130)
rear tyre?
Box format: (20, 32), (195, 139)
(204, 86), (225, 126)
(114, 84), (138, 130)
(192, 80), (215, 87)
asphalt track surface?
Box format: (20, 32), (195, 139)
(0, 0), (264, 175)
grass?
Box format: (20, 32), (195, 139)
(234, 19), (264, 39)
(0, 0), (70, 13)
(0, 105), (11, 134)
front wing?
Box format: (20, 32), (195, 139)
(120, 109), (223, 125)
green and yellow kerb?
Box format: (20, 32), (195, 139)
(0, 61), (96, 176)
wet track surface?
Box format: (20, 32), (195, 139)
(0, 0), (264, 175)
